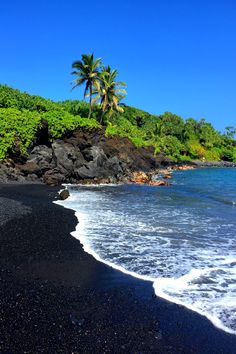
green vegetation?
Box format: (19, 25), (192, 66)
(0, 84), (235, 162)
(0, 108), (41, 160)
(0, 85), (99, 160)
(95, 65), (127, 123)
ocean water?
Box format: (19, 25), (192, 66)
(55, 168), (236, 334)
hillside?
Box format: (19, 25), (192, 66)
(0, 85), (235, 185)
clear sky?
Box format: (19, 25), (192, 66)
(1, 0), (235, 131)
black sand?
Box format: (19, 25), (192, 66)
(0, 184), (235, 353)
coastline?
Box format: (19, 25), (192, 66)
(0, 183), (236, 353)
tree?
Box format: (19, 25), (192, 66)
(224, 126), (236, 140)
(157, 112), (184, 140)
(95, 66), (127, 123)
(199, 121), (221, 148)
(71, 54), (101, 118)
(184, 118), (200, 140)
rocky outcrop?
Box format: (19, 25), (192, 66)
(191, 160), (236, 168)
(18, 161), (42, 176)
(130, 171), (170, 186)
(0, 161), (27, 183)
(0, 129), (161, 185)
(131, 172), (150, 184)
(28, 145), (55, 171)
(74, 146), (122, 179)
(1, 128), (235, 186)
(149, 179), (170, 186)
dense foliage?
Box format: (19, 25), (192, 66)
(0, 108), (41, 160)
(0, 85), (99, 160)
(106, 107), (236, 162)
(0, 84), (235, 162)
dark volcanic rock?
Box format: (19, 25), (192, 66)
(0, 163), (26, 183)
(0, 129), (193, 185)
(18, 161), (42, 176)
(106, 155), (123, 175)
(75, 146), (122, 179)
(0, 130), (164, 185)
(28, 145), (55, 171)
(59, 189), (70, 200)
(82, 146), (101, 162)
(43, 168), (66, 186)
(52, 141), (75, 174)
(25, 173), (39, 182)
(75, 146), (107, 179)
(52, 140), (86, 177)
(0, 165), (9, 183)
(73, 151), (86, 169)
(99, 134), (158, 172)
(192, 160), (236, 168)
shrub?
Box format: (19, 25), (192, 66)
(0, 108), (41, 160)
(155, 135), (184, 160)
(41, 110), (100, 140)
(220, 148), (235, 162)
(204, 148), (221, 161)
(0, 85), (56, 112)
(186, 140), (206, 159)
(105, 118), (148, 147)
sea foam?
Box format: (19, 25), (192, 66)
(55, 171), (236, 335)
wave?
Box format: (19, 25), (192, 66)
(153, 267), (236, 335)
(55, 184), (236, 336)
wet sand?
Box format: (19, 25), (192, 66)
(0, 183), (235, 353)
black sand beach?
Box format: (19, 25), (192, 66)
(0, 184), (236, 353)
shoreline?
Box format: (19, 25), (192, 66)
(0, 183), (236, 353)
(56, 193), (235, 335)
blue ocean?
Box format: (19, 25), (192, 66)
(56, 168), (236, 334)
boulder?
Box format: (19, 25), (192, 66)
(59, 189), (70, 200)
(131, 171), (150, 184)
(28, 145), (55, 171)
(52, 141), (86, 176)
(75, 147), (123, 180)
(82, 146), (107, 164)
(75, 147), (107, 179)
(163, 174), (172, 179)
(0, 164), (26, 183)
(52, 141), (74, 174)
(0, 165), (9, 183)
(43, 168), (66, 186)
(25, 173), (40, 182)
(18, 161), (42, 176)
(73, 151), (87, 169)
(149, 179), (170, 186)
(175, 165), (194, 171)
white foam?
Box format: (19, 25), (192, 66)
(55, 184), (236, 335)
(73, 211), (155, 282)
(55, 195), (155, 282)
(153, 267), (236, 335)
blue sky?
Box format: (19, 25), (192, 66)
(1, 0), (235, 131)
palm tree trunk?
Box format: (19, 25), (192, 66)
(88, 85), (92, 118)
(100, 109), (105, 125)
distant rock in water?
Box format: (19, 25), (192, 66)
(149, 179), (170, 186)
(59, 189), (70, 200)
(130, 171), (170, 186)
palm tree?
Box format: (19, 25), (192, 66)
(95, 66), (127, 123)
(71, 53), (101, 118)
